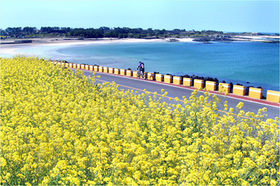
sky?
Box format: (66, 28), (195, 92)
(0, 0), (279, 33)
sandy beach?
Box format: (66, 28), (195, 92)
(0, 38), (191, 57)
(0, 37), (194, 46)
(0, 36), (278, 58)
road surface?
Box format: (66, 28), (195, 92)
(81, 70), (280, 119)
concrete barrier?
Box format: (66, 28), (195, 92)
(183, 77), (192, 87)
(266, 90), (280, 103)
(114, 68), (120, 75)
(120, 69), (126, 76)
(194, 79), (204, 89)
(155, 74), (164, 82)
(103, 67), (108, 73)
(126, 70), (132, 77)
(173, 76), (182, 85)
(109, 67), (114, 74)
(98, 66), (103, 72)
(233, 85), (246, 96)
(249, 87), (263, 99)
(147, 72), (155, 80)
(164, 75), (173, 83)
(219, 83), (230, 94)
(61, 62), (280, 103)
(205, 81), (217, 91)
(133, 71), (138, 78)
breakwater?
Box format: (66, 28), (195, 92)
(53, 61), (280, 104)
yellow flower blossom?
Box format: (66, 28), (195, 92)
(0, 56), (279, 185)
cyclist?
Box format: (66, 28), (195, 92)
(137, 61), (145, 79)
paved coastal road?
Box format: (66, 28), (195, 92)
(82, 70), (280, 119)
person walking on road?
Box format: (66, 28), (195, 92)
(137, 61), (145, 79)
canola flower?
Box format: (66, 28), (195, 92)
(0, 56), (279, 185)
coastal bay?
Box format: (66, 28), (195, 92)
(1, 37), (279, 95)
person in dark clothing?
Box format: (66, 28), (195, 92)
(137, 61), (145, 79)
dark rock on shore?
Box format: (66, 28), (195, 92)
(193, 36), (233, 43)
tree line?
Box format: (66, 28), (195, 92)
(1, 26), (276, 39)
(1, 26), (229, 39)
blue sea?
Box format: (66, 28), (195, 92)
(2, 41), (279, 93)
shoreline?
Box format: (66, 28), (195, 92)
(0, 37), (194, 58)
(1, 35), (279, 46)
(1, 36), (279, 57)
(1, 37), (278, 94)
(0, 37), (191, 47)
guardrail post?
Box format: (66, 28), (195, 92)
(183, 77), (192, 86)
(249, 87), (263, 99)
(133, 71), (138, 77)
(126, 69), (132, 76)
(120, 69), (126, 75)
(147, 72), (155, 80)
(114, 68), (120, 75)
(233, 85), (246, 96)
(266, 90), (280, 103)
(219, 83), (230, 94)
(194, 79), (204, 89)
(164, 74), (173, 83)
(109, 67), (114, 74)
(173, 76), (182, 85)
(103, 67), (108, 73)
(155, 74), (164, 82)
(206, 81), (217, 91)
(77, 64), (81, 69)
(98, 66), (103, 72)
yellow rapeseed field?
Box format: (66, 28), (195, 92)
(0, 56), (279, 185)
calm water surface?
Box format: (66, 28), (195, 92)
(57, 42), (279, 92)
(3, 41), (279, 92)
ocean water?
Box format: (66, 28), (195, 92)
(3, 41), (279, 93)
(57, 42), (279, 92)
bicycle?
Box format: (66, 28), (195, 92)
(137, 70), (146, 79)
